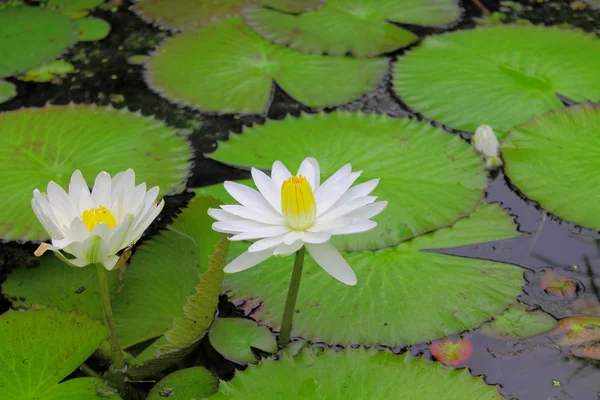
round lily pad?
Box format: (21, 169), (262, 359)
(0, 308), (120, 399)
(209, 317), (278, 363)
(217, 204), (523, 346)
(431, 336), (474, 366)
(208, 112), (486, 251)
(479, 302), (557, 340)
(210, 347), (503, 399)
(549, 316), (600, 346)
(393, 25), (600, 137)
(0, 79), (16, 103)
(131, 0), (323, 31)
(76, 16), (111, 41)
(244, 0), (461, 57)
(147, 367), (218, 400)
(503, 104), (600, 231)
(145, 17), (387, 114)
(0, 104), (192, 241)
(0, 5), (78, 78)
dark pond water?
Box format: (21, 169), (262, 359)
(2, 0), (600, 399)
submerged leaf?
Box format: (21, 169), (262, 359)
(145, 18), (387, 114)
(541, 270), (577, 299)
(17, 60), (75, 82)
(431, 336), (474, 366)
(479, 302), (557, 340)
(549, 316), (600, 346)
(210, 347), (502, 399)
(209, 318), (278, 363)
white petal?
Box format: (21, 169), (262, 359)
(91, 223), (112, 244)
(229, 225), (291, 241)
(111, 169), (135, 200)
(344, 201), (388, 220)
(251, 168), (281, 213)
(224, 181), (281, 219)
(338, 179), (379, 203)
(248, 235), (284, 252)
(271, 161), (292, 187)
(296, 157), (320, 191)
(66, 217), (90, 241)
(315, 164), (351, 201)
(127, 199), (164, 244)
(207, 208), (238, 222)
(331, 220), (377, 235)
(224, 249), (273, 273)
(102, 255), (120, 271)
(316, 171), (362, 216)
(47, 181), (78, 225)
(273, 240), (304, 256)
(221, 205), (284, 225)
(108, 215), (133, 254)
(68, 170), (89, 206)
(51, 237), (73, 249)
(35, 243), (90, 268)
(212, 219), (274, 234)
(318, 196), (376, 223)
(307, 218), (351, 233)
(305, 242), (357, 286)
(282, 230), (304, 245)
(91, 172), (112, 207)
(31, 194), (65, 239)
(122, 183), (147, 217)
(78, 187), (94, 213)
(302, 231), (331, 244)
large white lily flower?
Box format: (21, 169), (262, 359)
(31, 169), (164, 270)
(208, 158), (387, 286)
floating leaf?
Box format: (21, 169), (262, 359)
(211, 347), (502, 399)
(549, 316), (600, 346)
(431, 336), (474, 366)
(393, 25), (600, 137)
(541, 270), (577, 299)
(209, 318), (278, 363)
(0, 104), (191, 241)
(571, 342), (600, 361)
(147, 367), (218, 400)
(76, 16), (111, 41)
(208, 112), (486, 251)
(0, 5), (78, 78)
(216, 204), (523, 346)
(0, 308), (120, 399)
(131, 0), (323, 31)
(145, 17), (387, 114)
(3, 196), (222, 364)
(244, 0), (460, 57)
(503, 104), (600, 231)
(17, 60), (75, 82)
(479, 302), (557, 340)
(0, 79), (16, 103)
(47, 0), (105, 17)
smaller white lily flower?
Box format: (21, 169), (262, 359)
(208, 157), (387, 286)
(31, 169), (164, 270)
(472, 124), (503, 170)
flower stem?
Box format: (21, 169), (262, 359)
(278, 247), (306, 346)
(96, 263), (126, 391)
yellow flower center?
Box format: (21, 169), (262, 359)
(81, 205), (116, 231)
(281, 175), (316, 230)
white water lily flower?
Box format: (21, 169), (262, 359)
(208, 158), (387, 286)
(32, 169), (164, 270)
(472, 124), (503, 170)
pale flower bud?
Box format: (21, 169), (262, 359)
(472, 125), (503, 170)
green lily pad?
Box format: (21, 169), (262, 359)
(3, 196), (222, 356)
(0, 5), (78, 78)
(208, 112), (486, 251)
(145, 17), (387, 114)
(0, 308), (120, 399)
(244, 0), (461, 57)
(210, 347), (502, 399)
(147, 367), (218, 400)
(76, 16), (111, 41)
(503, 104), (600, 230)
(131, 0), (323, 31)
(0, 79), (16, 103)
(209, 318), (278, 363)
(47, 0), (105, 17)
(218, 204), (523, 346)
(0, 104), (191, 241)
(17, 60), (75, 82)
(479, 302), (558, 340)
(393, 25), (600, 137)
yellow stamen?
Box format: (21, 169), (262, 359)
(81, 205), (116, 231)
(281, 176), (316, 230)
